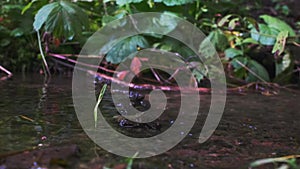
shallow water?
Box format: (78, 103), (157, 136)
(0, 74), (299, 169)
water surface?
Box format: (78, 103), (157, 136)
(0, 74), (299, 169)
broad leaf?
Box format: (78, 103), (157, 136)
(33, 2), (58, 31)
(251, 24), (278, 45)
(116, 0), (143, 6)
(141, 12), (179, 38)
(33, 1), (89, 40)
(205, 29), (229, 51)
(106, 35), (149, 64)
(242, 38), (259, 44)
(199, 37), (216, 58)
(154, 0), (194, 6)
(225, 48), (243, 58)
(260, 15), (295, 36)
(246, 59), (270, 82)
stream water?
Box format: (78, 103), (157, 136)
(0, 74), (299, 169)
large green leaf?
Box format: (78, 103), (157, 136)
(141, 12), (179, 38)
(154, 0), (194, 6)
(33, 2), (58, 31)
(106, 35), (149, 64)
(116, 0), (143, 6)
(246, 59), (270, 82)
(33, 1), (89, 40)
(260, 15), (295, 36)
(205, 29), (229, 51)
(224, 48), (243, 59)
(199, 37), (216, 58)
(251, 24), (278, 45)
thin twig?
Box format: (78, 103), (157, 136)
(235, 60), (268, 83)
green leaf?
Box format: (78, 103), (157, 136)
(231, 57), (248, 78)
(228, 18), (239, 30)
(106, 35), (149, 64)
(246, 59), (270, 82)
(274, 52), (293, 84)
(205, 29), (229, 51)
(225, 48), (243, 58)
(192, 63), (207, 82)
(251, 24), (278, 45)
(154, 0), (194, 6)
(33, 1), (89, 40)
(231, 56), (248, 69)
(21, 0), (37, 15)
(217, 14), (232, 27)
(116, 0), (143, 6)
(10, 28), (24, 37)
(272, 30), (288, 56)
(244, 16), (259, 31)
(0, 39), (11, 47)
(143, 12), (178, 38)
(242, 38), (258, 44)
(260, 15), (295, 36)
(199, 37), (216, 58)
(33, 2), (58, 31)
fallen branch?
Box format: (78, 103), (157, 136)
(49, 53), (293, 94)
(0, 65), (13, 81)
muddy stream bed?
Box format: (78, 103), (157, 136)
(0, 74), (299, 169)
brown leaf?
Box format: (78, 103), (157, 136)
(130, 57), (142, 76)
(117, 70), (129, 80)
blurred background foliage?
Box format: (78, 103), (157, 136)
(1, 0), (300, 85)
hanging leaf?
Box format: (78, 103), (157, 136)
(33, 2), (58, 31)
(33, 1), (89, 40)
(260, 15), (295, 36)
(106, 35), (149, 64)
(272, 30), (288, 56)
